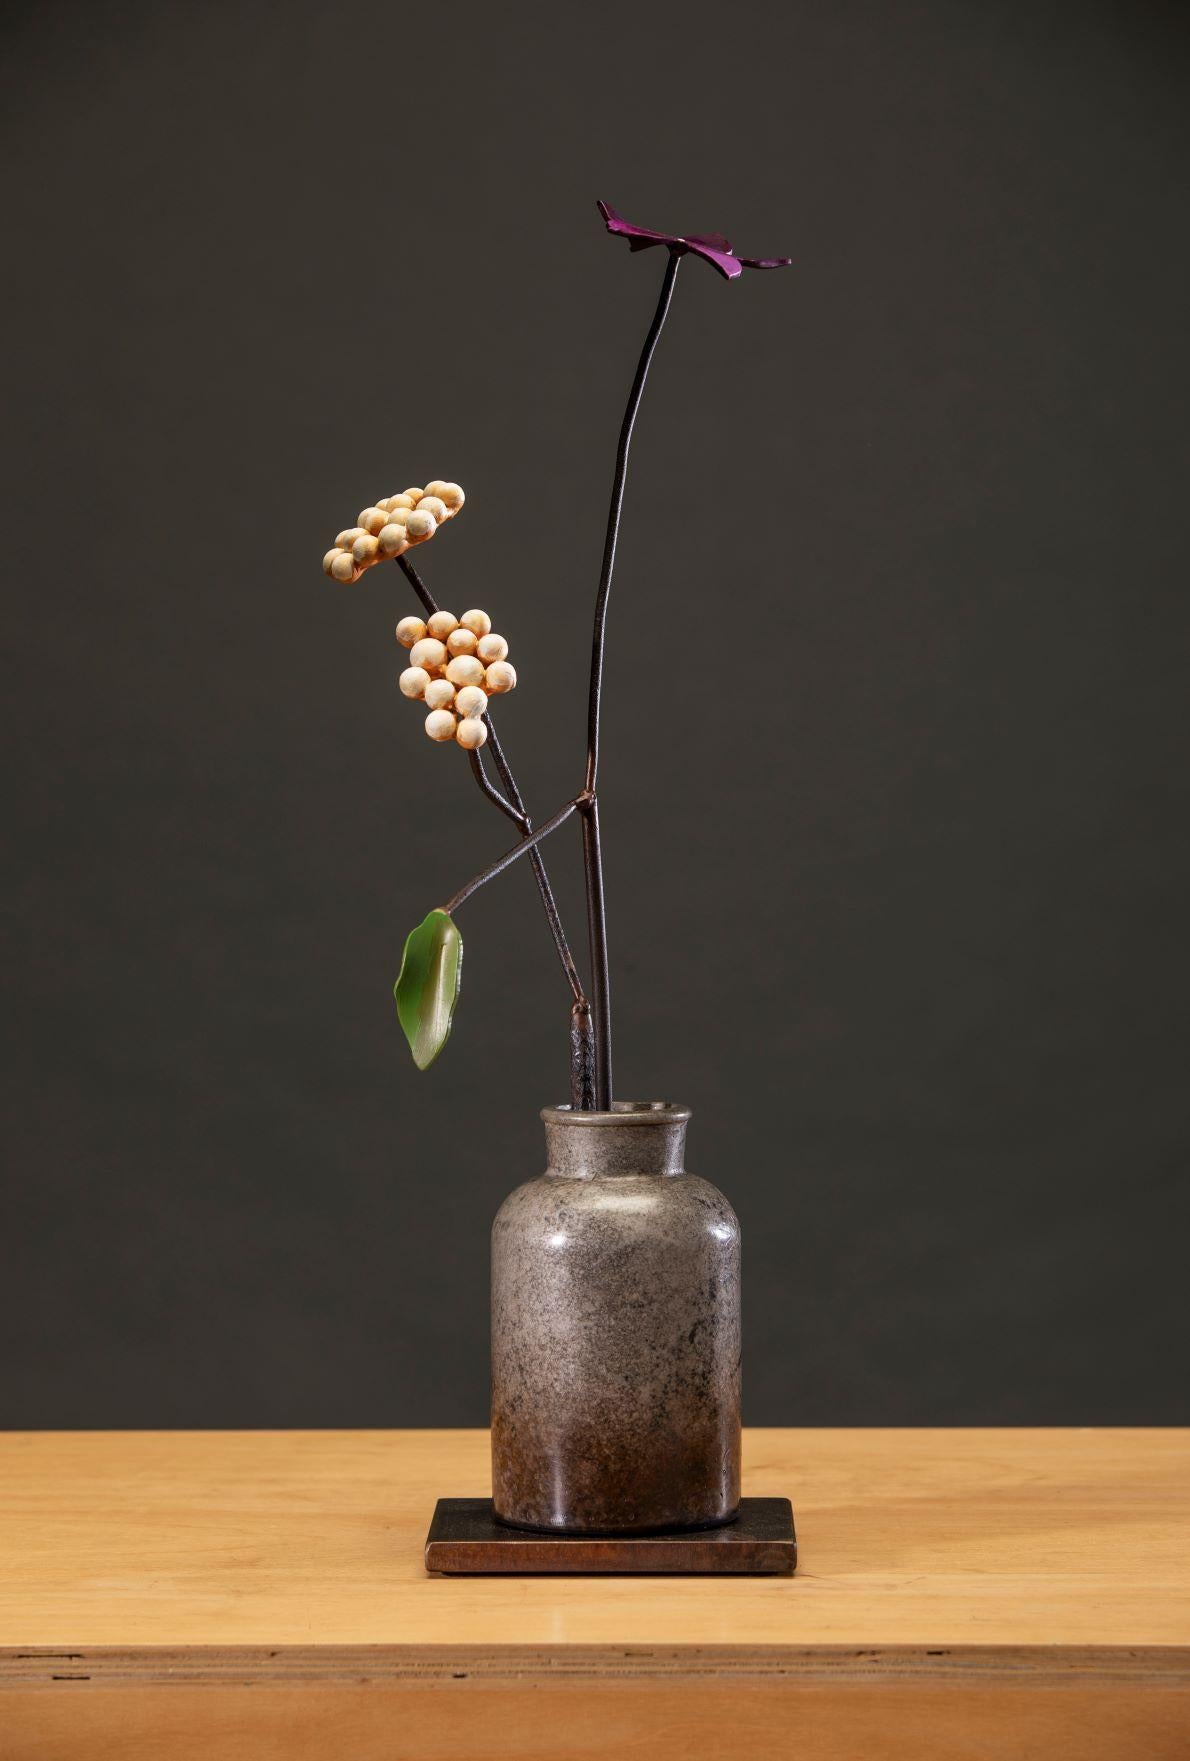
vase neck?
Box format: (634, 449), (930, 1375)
(541, 1102), (690, 1179)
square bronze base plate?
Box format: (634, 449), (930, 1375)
(424, 1497), (796, 1575)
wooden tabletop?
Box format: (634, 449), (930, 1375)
(3, 1428), (1188, 1759)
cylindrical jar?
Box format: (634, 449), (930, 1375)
(491, 1101), (741, 1533)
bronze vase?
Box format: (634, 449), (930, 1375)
(490, 1101), (741, 1534)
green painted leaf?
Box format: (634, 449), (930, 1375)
(394, 909), (463, 1070)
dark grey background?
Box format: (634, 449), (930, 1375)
(4, 0), (1188, 1428)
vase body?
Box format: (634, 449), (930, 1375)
(491, 1102), (741, 1534)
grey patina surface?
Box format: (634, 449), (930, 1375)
(491, 1103), (741, 1534)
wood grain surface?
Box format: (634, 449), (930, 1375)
(2, 1428), (1187, 1757)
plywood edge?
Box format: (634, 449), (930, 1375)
(3, 1646), (1188, 1691)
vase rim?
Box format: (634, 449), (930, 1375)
(541, 1100), (691, 1127)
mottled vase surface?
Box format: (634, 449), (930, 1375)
(491, 1102), (741, 1534)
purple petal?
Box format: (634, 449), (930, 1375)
(687, 241), (744, 280)
(684, 230), (733, 253)
(597, 200), (790, 280)
(597, 199), (680, 250)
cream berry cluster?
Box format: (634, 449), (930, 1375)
(396, 609), (517, 750)
(322, 480), (465, 584)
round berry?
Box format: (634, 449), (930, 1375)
(445, 654), (485, 688)
(460, 608), (491, 638)
(409, 637), (448, 673)
(395, 616), (427, 648)
(405, 510), (437, 542)
(330, 553), (356, 583)
(424, 678), (456, 710)
(456, 717), (488, 750)
(455, 685), (488, 719)
(484, 660), (517, 694)
(426, 609), (459, 641)
(424, 709), (457, 742)
(476, 633), (508, 664)
(399, 667), (430, 699)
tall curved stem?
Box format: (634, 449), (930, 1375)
(581, 249), (682, 1108)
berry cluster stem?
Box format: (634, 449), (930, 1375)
(581, 249), (682, 1110)
(399, 553), (586, 1011)
(399, 553), (593, 1106)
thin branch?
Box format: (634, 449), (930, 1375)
(581, 249), (683, 1108)
(485, 721), (586, 1006)
(468, 748), (526, 828)
(585, 250), (683, 796)
(578, 793), (607, 1097)
(396, 553), (438, 619)
(444, 797), (586, 915)
(398, 553), (586, 1007)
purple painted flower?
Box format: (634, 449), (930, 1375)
(597, 200), (791, 282)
